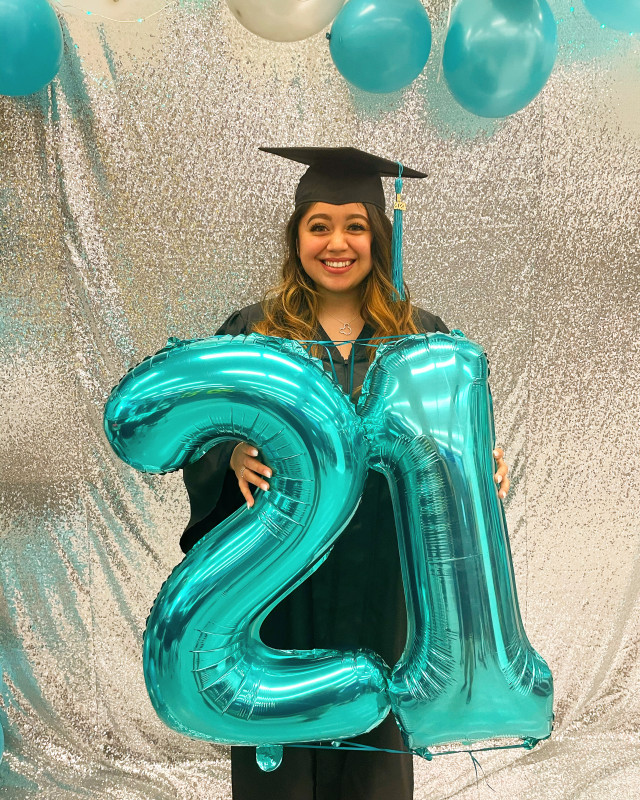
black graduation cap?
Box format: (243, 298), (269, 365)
(259, 146), (428, 301)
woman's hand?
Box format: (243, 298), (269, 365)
(230, 442), (508, 506)
(230, 442), (273, 508)
(493, 447), (510, 500)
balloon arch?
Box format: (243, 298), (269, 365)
(1, 1), (637, 114)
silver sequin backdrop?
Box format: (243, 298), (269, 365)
(1, 1), (639, 797)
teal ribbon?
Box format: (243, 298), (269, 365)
(287, 734), (547, 760)
(301, 334), (411, 397)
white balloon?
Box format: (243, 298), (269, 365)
(226, 0), (345, 42)
(49, 0), (169, 22)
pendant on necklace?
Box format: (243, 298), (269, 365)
(339, 322), (352, 336)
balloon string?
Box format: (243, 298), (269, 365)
(317, 343), (340, 384)
(469, 751), (496, 793)
(301, 335), (407, 396)
(50, 0), (176, 23)
(300, 334), (415, 348)
(302, 334), (438, 396)
(287, 737), (545, 759)
(349, 342), (355, 397)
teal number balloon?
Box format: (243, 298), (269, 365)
(359, 331), (553, 750)
(105, 334), (389, 744)
(443, 0), (557, 118)
(104, 331), (553, 751)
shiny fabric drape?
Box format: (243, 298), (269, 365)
(0, 1), (639, 797)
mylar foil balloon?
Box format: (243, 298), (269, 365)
(358, 331), (553, 750)
(105, 334), (390, 744)
(583, 0), (640, 32)
(105, 331), (553, 752)
(443, 0), (557, 118)
(0, 0), (63, 97)
(329, 0), (432, 93)
(226, 0), (346, 43)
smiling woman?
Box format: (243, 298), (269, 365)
(247, 147), (429, 367)
(178, 146), (510, 800)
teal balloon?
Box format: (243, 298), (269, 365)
(443, 0), (557, 118)
(0, 0), (63, 96)
(584, 0), (640, 32)
(106, 334), (389, 745)
(0, 660), (3, 761)
(105, 331), (553, 751)
(359, 331), (553, 750)
(329, 0), (431, 93)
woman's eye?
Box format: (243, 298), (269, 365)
(309, 224), (328, 232)
(348, 224), (366, 231)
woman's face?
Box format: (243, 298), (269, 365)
(297, 202), (373, 297)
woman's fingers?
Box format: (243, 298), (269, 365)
(245, 456), (272, 484)
(493, 447), (510, 500)
(231, 442), (274, 508)
(240, 466), (271, 492)
(237, 473), (255, 507)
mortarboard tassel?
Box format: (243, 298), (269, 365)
(391, 162), (406, 301)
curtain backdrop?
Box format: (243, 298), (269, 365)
(1, 1), (639, 797)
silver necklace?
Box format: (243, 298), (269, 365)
(323, 311), (361, 337)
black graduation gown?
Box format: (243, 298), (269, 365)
(180, 302), (449, 800)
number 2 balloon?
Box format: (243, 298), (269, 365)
(104, 332), (553, 753)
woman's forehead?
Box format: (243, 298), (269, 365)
(301, 201), (369, 221)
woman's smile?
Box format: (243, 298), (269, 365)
(321, 258), (356, 272)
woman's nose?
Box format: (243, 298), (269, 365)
(327, 229), (348, 250)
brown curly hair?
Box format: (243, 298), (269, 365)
(252, 202), (420, 362)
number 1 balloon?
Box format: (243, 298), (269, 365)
(105, 331), (553, 753)
(329, 0), (432, 93)
(443, 0), (558, 118)
(0, 0), (63, 97)
(226, 0), (346, 42)
(361, 332), (552, 750)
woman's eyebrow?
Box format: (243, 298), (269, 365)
(307, 213), (369, 223)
